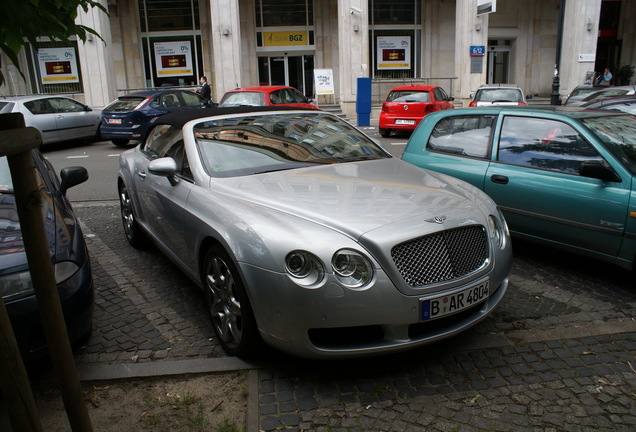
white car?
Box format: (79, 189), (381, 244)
(117, 107), (512, 359)
(469, 85), (531, 107)
(0, 95), (101, 145)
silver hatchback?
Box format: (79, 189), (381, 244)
(117, 107), (512, 359)
(0, 95), (101, 145)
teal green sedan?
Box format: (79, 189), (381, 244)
(402, 106), (636, 271)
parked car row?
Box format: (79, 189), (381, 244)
(4, 82), (636, 362)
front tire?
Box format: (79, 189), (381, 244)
(203, 245), (260, 357)
(112, 139), (130, 147)
(119, 182), (148, 248)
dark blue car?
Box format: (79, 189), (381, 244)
(101, 89), (214, 147)
(0, 149), (93, 362)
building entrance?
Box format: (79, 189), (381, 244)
(487, 41), (512, 84)
(258, 54), (315, 97)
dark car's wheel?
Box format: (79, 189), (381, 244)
(112, 139), (130, 147)
(203, 245), (261, 357)
(379, 127), (391, 138)
(119, 182), (148, 248)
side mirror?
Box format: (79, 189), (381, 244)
(148, 157), (179, 177)
(526, 94), (534, 100)
(59, 166), (89, 195)
(579, 160), (621, 182)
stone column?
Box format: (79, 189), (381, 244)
(337, 0), (369, 119)
(210, 0), (242, 97)
(454, 0), (489, 104)
(560, 0), (602, 97)
(75, 0), (117, 108)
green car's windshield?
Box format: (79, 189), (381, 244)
(194, 113), (390, 177)
(583, 114), (636, 175)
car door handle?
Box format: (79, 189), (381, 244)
(138, 171), (147, 180)
(490, 174), (509, 184)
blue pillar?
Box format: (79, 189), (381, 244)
(356, 77), (372, 127)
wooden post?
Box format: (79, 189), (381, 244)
(0, 113), (93, 431)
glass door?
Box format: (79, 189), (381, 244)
(487, 43), (511, 84)
(258, 54), (315, 97)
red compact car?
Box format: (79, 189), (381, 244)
(219, 85), (319, 109)
(378, 85), (454, 137)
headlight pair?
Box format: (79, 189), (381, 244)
(285, 249), (374, 289)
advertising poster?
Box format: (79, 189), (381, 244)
(377, 36), (411, 70)
(38, 47), (80, 84)
(314, 69), (334, 95)
(154, 41), (193, 77)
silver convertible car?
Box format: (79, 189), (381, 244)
(117, 107), (512, 358)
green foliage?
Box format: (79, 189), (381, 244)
(0, 0), (106, 85)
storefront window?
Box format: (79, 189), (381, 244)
(141, 35), (203, 88)
(370, 30), (420, 79)
(255, 0), (314, 27)
(25, 41), (83, 94)
(139, 0), (200, 32)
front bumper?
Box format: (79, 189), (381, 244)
(240, 262), (509, 359)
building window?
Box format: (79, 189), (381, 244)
(368, 0), (421, 79)
(255, 0), (314, 27)
(139, 0), (200, 32)
(369, 0), (421, 25)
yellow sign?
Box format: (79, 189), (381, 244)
(263, 31), (308, 47)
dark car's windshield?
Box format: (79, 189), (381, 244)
(194, 113), (389, 177)
(0, 157), (13, 193)
(583, 114), (636, 175)
(104, 97), (147, 111)
(0, 102), (15, 113)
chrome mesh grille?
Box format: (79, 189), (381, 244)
(391, 225), (488, 287)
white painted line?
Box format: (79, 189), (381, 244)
(390, 142), (406, 146)
(67, 155), (90, 159)
(108, 154), (121, 157)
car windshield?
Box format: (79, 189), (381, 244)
(476, 89), (522, 102)
(583, 114), (636, 175)
(193, 112), (389, 177)
(387, 91), (430, 103)
(220, 92), (264, 107)
(0, 102), (14, 113)
(0, 157), (13, 193)
(105, 97), (147, 111)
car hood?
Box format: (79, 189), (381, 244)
(0, 192), (60, 274)
(216, 158), (490, 242)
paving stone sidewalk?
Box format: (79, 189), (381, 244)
(70, 203), (636, 431)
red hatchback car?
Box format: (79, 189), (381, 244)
(378, 85), (454, 137)
(219, 85), (319, 109)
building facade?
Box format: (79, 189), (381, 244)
(1, 0), (634, 120)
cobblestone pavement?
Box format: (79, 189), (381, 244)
(65, 203), (636, 431)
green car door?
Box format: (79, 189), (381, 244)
(485, 114), (630, 257)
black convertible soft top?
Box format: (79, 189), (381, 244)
(155, 106), (320, 128)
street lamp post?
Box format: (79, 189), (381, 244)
(551, 0), (566, 105)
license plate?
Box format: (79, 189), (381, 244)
(107, 118), (122, 124)
(395, 119), (415, 125)
(421, 279), (490, 321)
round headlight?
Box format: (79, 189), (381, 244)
(285, 251), (324, 287)
(331, 249), (374, 288)
(488, 212), (509, 249)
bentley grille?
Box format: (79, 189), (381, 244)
(391, 225), (488, 286)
